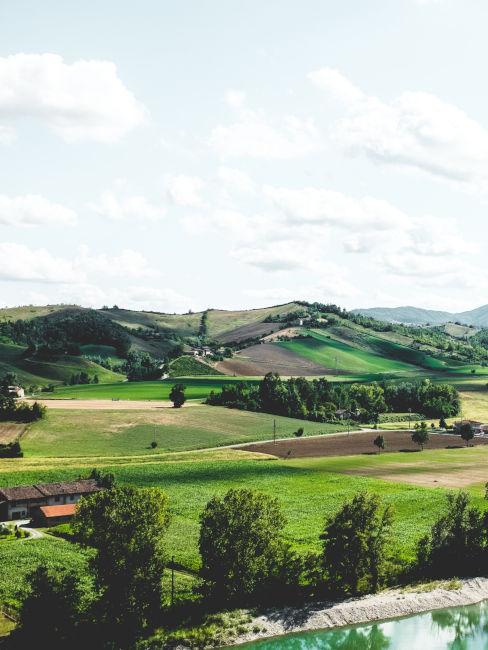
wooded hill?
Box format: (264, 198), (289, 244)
(2, 301), (488, 386)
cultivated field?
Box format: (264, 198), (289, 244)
(216, 343), (332, 376)
(38, 377), (256, 401)
(21, 406), (345, 457)
(244, 430), (488, 460)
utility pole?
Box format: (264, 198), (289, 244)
(273, 419), (276, 444)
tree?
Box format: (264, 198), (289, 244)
(169, 383), (186, 408)
(294, 427), (304, 438)
(416, 492), (484, 578)
(460, 422), (474, 447)
(439, 417), (447, 429)
(373, 435), (385, 454)
(412, 422), (429, 450)
(320, 492), (393, 595)
(199, 488), (286, 602)
(72, 486), (170, 647)
(12, 566), (90, 649)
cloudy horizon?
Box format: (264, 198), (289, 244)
(1, 0), (487, 314)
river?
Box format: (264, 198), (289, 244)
(238, 601), (488, 649)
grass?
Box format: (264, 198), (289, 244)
(22, 406), (346, 457)
(2, 447), (487, 575)
(278, 331), (419, 375)
(0, 342), (124, 387)
(43, 376), (256, 400)
(169, 356), (222, 377)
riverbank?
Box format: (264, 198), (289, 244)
(232, 577), (488, 646)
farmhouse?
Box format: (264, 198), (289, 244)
(453, 420), (488, 435)
(34, 504), (77, 527)
(191, 346), (212, 357)
(7, 386), (24, 399)
(0, 479), (101, 521)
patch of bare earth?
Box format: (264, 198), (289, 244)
(216, 343), (331, 376)
(0, 423), (26, 444)
(30, 399), (196, 410)
(217, 322), (283, 344)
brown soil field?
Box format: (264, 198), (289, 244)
(243, 431), (488, 459)
(31, 399), (196, 410)
(215, 343), (331, 376)
(0, 423), (27, 443)
(217, 322), (283, 344)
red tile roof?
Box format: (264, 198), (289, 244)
(39, 504), (77, 518)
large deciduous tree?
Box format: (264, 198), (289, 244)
(72, 485), (170, 647)
(198, 488), (286, 602)
(320, 492), (393, 595)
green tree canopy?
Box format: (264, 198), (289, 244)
(198, 488), (286, 602)
(320, 492), (393, 595)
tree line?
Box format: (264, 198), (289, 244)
(9, 481), (488, 649)
(207, 373), (460, 422)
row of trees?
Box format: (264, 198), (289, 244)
(207, 374), (460, 423)
(13, 481), (487, 649)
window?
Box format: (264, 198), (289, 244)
(54, 496), (60, 503)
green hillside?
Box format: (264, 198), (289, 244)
(0, 342), (124, 387)
(278, 331), (418, 376)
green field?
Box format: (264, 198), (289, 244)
(42, 377), (256, 400)
(278, 331), (420, 375)
(22, 406), (345, 457)
(1, 447), (487, 586)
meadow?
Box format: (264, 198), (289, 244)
(41, 377), (257, 400)
(22, 406), (345, 457)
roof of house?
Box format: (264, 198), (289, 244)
(38, 504), (77, 518)
(0, 479), (100, 503)
(454, 420), (483, 426)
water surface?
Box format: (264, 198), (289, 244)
(241, 601), (488, 649)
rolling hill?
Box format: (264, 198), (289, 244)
(2, 300), (488, 387)
(354, 304), (488, 327)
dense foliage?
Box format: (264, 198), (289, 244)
(0, 309), (130, 357)
(123, 351), (163, 381)
(320, 492), (393, 595)
(207, 373), (460, 422)
(72, 485), (170, 648)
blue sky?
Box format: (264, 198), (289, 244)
(0, 0), (487, 313)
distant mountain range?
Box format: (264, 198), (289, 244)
(353, 305), (488, 327)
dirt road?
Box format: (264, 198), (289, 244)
(30, 399), (195, 410)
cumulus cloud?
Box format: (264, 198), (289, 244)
(217, 166), (255, 193)
(0, 194), (77, 226)
(0, 243), (79, 283)
(309, 67), (488, 194)
(263, 185), (409, 231)
(0, 243), (157, 284)
(0, 53), (146, 142)
(0, 125), (15, 145)
(89, 190), (165, 222)
(165, 174), (206, 208)
(209, 93), (321, 159)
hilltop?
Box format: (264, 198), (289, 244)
(354, 304), (488, 327)
(2, 301), (488, 389)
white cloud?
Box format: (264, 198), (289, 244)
(89, 190), (165, 222)
(263, 185), (409, 231)
(217, 166), (255, 193)
(0, 243), (157, 284)
(209, 94), (321, 159)
(0, 53), (146, 142)
(0, 194), (77, 226)
(309, 67), (488, 195)
(165, 174), (206, 208)
(0, 243), (79, 283)
(75, 247), (157, 279)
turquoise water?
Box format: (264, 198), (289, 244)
(241, 602), (488, 649)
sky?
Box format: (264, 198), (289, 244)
(0, 0), (487, 314)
